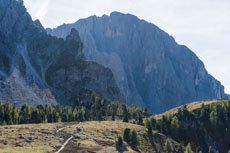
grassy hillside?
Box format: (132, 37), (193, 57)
(0, 121), (180, 153)
(155, 100), (229, 119)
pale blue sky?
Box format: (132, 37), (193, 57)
(24, 0), (230, 93)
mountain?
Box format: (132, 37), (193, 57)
(47, 12), (228, 113)
(0, 0), (123, 106)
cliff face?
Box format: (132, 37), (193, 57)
(0, 0), (123, 106)
(47, 12), (228, 113)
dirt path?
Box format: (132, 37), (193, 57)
(55, 123), (80, 153)
(56, 127), (67, 133)
(55, 136), (74, 153)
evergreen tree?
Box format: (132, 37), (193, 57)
(44, 116), (48, 123)
(185, 143), (194, 153)
(164, 138), (173, 153)
(2, 120), (7, 125)
(208, 146), (214, 153)
(3, 100), (11, 124)
(58, 116), (62, 122)
(178, 143), (184, 153)
(112, 113), (115, 121)
(20, 104), (31, 124)
(138, 113), (143, 125)
(145, 119), (152, 135)
(116, 135), (123, 147)
(150, 116), (157, 129)
(123, 128), (131, 142)
(123, 113), (129, 123)
(171, 116), (179, 131)
(0, 95), (147, 126)
(0, 102), (3, 122)
(195, 147), (202, 153)
(210, 110), (218, 129)
(130, 129), (139, 146)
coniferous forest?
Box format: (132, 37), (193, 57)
(0, 93), (149, 126)
(144, 101), (230, 152)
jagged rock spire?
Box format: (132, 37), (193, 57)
(66, 28), (81, 43)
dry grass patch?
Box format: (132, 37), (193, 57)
(155, 100), (229, 119)
(0, 121), (179, 153)
(0, 122), (72, 153)
(61, 121), (178, 153)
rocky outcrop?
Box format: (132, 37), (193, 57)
(47, 12), (229, 113)
(0, 0), (123, 106)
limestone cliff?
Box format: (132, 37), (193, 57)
(0, 0), (123, 106)
(47, 12), (228, 113)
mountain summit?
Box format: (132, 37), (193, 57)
(47, 12), (228, 113)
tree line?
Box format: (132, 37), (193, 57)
(0, 94), (149, 126)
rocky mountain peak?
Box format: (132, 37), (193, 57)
(33, 19), (45, 32)
(47, 12), (229, 113)
(0, 0), (123, 107)
(64, 28), (85, 61)
(66, 28), (81, 42)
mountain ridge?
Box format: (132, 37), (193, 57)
(0, 0), (123, 106)
(47, 11), (228, 113)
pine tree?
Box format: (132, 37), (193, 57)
(195, 147), (202, 153)
(145, 119), (152, 135)
(178, 143), (184, 153)
(208, 146), (214, 153)
(130, 129), (139, 146)
(112, 113), (115, 121)
(150, 116), (157, 129)
(116, 135), (123, 147)
(164, 138), (173, 153)
(123, 113), (129, 123)
(58, 116), (62, 122)
(185, 143), (194, 153)
(4, 100), (12, 124)
(210, 110), (218, 129)
(138, 114), (143, 125)
(44, 116), (48, 123)
(0, 102), (3, 122)
(123, 128), (131, 142)
(171, 116), (179, 130)
(20, 104), (31, 124)
(2, 120), (7, 125)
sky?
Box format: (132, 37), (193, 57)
(23, 0), (230, 94)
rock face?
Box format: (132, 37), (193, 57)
(0, 0), (123, 106)
(47, 12), (228, 113)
